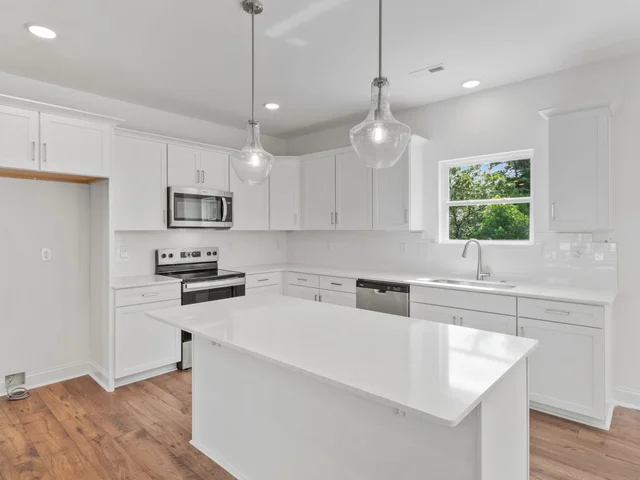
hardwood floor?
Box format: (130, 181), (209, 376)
(0, 372), (638, 480)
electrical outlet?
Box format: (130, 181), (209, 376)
(118, 246), (129, 261)
(41, 248), (52, 261)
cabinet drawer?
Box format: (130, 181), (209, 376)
(518, 298), (604, 328)
(319, 275), (356, 293)
(410, 286), (516, 316)
(286, 271), (319, 288)
(246, 272), (282, 288)
(115, 283), (181, 307)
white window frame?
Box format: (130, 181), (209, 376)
(438, 149), (534, 245)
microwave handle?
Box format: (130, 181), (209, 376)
(222, 197), (229, 222)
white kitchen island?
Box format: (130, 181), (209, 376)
(146, 294), (538, 480)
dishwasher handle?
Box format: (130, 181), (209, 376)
(356, 279), (410, 294)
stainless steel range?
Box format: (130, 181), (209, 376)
(155, 246), (245, 370)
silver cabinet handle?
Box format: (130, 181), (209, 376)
(520, 326), (525, 336)
(331, 212), (334, 224)
(142, 292), (159, 297)
(319, 295), (323, 302)
(453, 315), (457, 325)
(42, 143), (47, 162)
(257, 278), (269, 283)
(405, 208), (408, 223)
(201, 170), (205, 184)
(297, 278), (308, 282)
(163, 209), (166, 224)
(32, 141), (35, 162)
(330, 282), (342, 286)
(335, 212), (339, 225)
(196, 169), (200, 184)
(551, 202), (556, 222)
(545, 308), (571, 316)
(459, 317), (463, 326)
(314, 294), (318, 301)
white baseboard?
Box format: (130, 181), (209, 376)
(530, 401), (614, 430)
(190, 440), (250, 480)
(614, 387), (640, 410)
(114, 364), (177, 389)
(88, 361), (112, 392)
(0, 361), (92, 397)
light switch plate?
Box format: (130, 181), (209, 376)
(41, 248), (51, 261)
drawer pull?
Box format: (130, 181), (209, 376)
(331, 282), (343, 286)
(545, 308), (571, 316)
(257, 278), (269, 283)
(297, 278), (308, 282)
(142, 292), (159, 297)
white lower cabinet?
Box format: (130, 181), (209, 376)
(319, 290), (356, 308)
(286, 284), (319, 301)
(285, 275), (356, 307)
(410, 302), (516, 335)
(246, 285), (282, 295)
(519, 317), (605, 419)
(115, 299), (181, 379)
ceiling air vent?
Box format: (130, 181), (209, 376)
(409, 63), (445, 78)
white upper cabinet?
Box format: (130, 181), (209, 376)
(200, 150), (229, 191)
(270, 157), (300, 231)
(168, 144), (229, 191)
(230, 167), (270, 231)
(40, 113), (111, 177)
(301, 155), (336, 230)
(168, 144), (199, 187)
(548, 107), (611, 231)
(373, 135), (426, 231)
(336, 151), (372, 230)
(113, 135), (168, 231)
(0, 105), (39, 171)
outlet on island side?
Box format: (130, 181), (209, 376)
(41, 248), (52, 261)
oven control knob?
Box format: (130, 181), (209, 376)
(207, 252), (212, 256)
(161, 254), (167, 259)
(168, 253), (174, 258)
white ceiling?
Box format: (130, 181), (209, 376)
(1, 0), (640, 137)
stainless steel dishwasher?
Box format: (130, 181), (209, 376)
(356, 279), (410, 316)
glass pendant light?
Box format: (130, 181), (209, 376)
(231, 0), (274, 185)
(350, 0), (411, 169)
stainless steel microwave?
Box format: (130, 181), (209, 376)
(168, 187), (233, 229)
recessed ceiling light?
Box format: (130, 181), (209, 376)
(264, 103), (280, 110)
(462, 80), (480, 89)
(26, 24), (57, 39)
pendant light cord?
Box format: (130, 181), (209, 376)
(251, 6), (255, 123)
(378, 0), (382, 79)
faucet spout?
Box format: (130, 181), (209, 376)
(461, 239), (490, 281)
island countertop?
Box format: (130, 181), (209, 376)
(146, 294), (538, 427)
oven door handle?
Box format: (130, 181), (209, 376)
(183, 277), (246, 292)
(222, 197), (229, 222)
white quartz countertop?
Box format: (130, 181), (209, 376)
(233, 263), (617, 305)
(146, 294), (538, 427)
(111, 275), (181, 290)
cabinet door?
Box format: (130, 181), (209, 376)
(301, 155), (335, 230)
(246, 285), (282, 295)
(230, 168), (270, 230)
(113, 135), (168, 231)
(409, 303), (457, 325)
(167, 144), (199, 187)
(200, 150), (229, 191)
(457, 310), (517, 335)
(519, 317), (605, 419)
(0, 105), (39, 171)
(40, 113), (110, 177)
(285, 284), (318, 301)
(270, 158), (300, 230)
(549, 108), (610, 231)
(115, 299), (181, 379)
(373, 149), (409, 230)
(319, 289), (356, 308)
(336, 151), (372, 230)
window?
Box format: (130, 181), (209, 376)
(439, 150), (533, 243)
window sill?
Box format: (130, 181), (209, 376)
(438, 239), (535, 247)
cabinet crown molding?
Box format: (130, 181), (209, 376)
(538, 104), (614, 120)
(0, 93), (123, 125)
(115, 127), (239, 155)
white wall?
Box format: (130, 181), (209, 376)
(287, 52), (640, 401)
(113, 231), (288, 277)
(0, 178), (90, 387)
(0, 71), (287, 155)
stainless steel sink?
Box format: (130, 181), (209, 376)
(429, 279), (516, 290)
